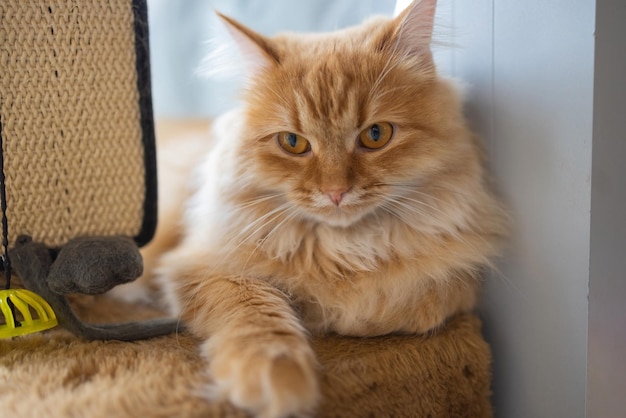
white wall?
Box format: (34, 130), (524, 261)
(587, 0), (626, 416)
(434, 1), (598, 417)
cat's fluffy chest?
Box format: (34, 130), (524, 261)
(210, 206), (435, 336)
(256, 219), (446, 335)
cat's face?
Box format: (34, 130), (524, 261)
(222, 1), (470, 228)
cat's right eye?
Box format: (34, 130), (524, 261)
(277, 132), (311, 155)
(358, 122), (394, 151)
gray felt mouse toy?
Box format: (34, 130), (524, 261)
(7, 234), (180, 341)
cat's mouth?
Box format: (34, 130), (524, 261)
(302, 209), (365, 228)
(286, 184), (393, 228)
(301, 192), (379, 228)
(317, 207), (367, 227)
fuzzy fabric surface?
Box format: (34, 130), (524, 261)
(0, 295), (492, 417)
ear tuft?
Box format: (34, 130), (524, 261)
(197, 12), (279, 80)
(392, 0), (437, 56)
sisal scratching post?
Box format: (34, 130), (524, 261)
(0, 0), (156, 248)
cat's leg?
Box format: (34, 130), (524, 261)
(161, 258), (319, 418)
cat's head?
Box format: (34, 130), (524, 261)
(215, 0), (481, 229)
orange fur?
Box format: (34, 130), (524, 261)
(142, 1), (508, 417)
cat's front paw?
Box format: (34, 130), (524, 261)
(207, 338), (319, 418)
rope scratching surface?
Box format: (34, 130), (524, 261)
(0, 0), (156, 248)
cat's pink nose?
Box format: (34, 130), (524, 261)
(325, 188), (349, 206)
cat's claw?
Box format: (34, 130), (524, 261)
(206, 339), (319, 418)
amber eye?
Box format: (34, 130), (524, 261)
(358, 122), (394, 150)
(277, 132), (311, 155)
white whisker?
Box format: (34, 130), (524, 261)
(232, 202), (293, 243)
(235, 193), (287, 210)
(240, 206), (300, 275)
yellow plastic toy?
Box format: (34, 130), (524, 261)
(0, 125), (58, 338)
(0, 288), (58, 338)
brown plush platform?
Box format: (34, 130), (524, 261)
(0, 295), (492, 417)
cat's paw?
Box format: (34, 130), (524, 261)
(206, 338), (319, 418)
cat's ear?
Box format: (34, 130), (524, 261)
(388, 0), (436, 56)
(198, 13), (279, 80)
(216, 13), (279, 75)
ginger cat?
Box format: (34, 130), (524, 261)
(141, 1), (508, 416)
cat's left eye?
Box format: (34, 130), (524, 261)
(358, 122), (394, 150)
(277, 132), (311, 155)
